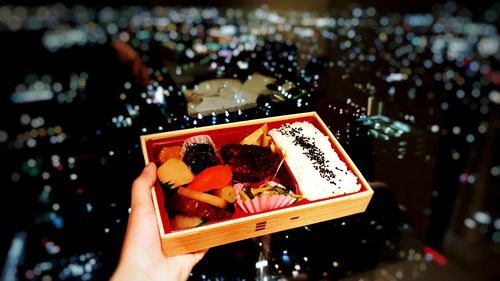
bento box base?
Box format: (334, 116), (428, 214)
(141, 112), (374, 257)
(156, 189), (372, 257)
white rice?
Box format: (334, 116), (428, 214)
(268, 121), (361, 200)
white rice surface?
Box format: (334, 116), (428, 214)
(268, 121), (361, 200)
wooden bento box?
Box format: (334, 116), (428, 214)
(140, 112), (373, 256)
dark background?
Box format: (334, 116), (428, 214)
(1, 0), (499, 280)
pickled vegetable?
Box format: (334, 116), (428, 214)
(213, 186), (237, 203)
(187, 165), (232, 192)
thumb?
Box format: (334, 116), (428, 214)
(120, 162), (160, 258)
(131, 162), (157, 209)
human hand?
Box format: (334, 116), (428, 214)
(111, 162), (206, 281)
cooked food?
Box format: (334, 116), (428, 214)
(234, 181), (301, 213)
(187, 165), (232, 192)
(156, 120), (362, 229)
(213, 185), (237, 203)
(182, 143), (220, 174)
(238, 181), (301, 200)
(177, 187), (227, 209)
(261, 134), (272, 148)
(158, 146), (182, 163)
(241, 124), (268, 146)
(171, 193), (232, 220)
(220, 144), (280, 182)
(268, 121), (361, 200)
(157, 158), (194, 188)
(170, 214), (204, 230)
(180, 134), (217, 157)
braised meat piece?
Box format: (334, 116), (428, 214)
(171, 194), (232, 220)
(221, 144), (280, 182)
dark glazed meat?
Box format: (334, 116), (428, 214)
(221, 144), (280, 182)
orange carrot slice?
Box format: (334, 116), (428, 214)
(187, 165), (232, 192)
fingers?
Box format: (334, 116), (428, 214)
(116, 163), (208, 281)
(131, 162), (157, 210)
(127, 162), (159, 243)
(191, 249), (208, 264)
(120, 162), (161, 261)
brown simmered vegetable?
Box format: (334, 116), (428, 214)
(157, 158), (194, 188)
(171, 193), (232, 221)
(221, 144), (280, 182)
(158, 146), (182, 163)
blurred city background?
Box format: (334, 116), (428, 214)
(0, 0), (499, 280)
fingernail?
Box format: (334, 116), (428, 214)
(144, 162), (154, 171)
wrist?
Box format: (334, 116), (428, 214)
(111, 261), (185, 281)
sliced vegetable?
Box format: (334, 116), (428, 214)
(239, 191), (250, 201)
(251, 184), (273, 196)
(158, 146), (182, 163)
(157, 158), (194, 188)
(270, 143), (277, 154)
(241, 124), (268, 146)
(170, 214), (203, 230)
(187, 165), (232, 192)
(261, 135), (271, 148)
(213, 185), (237, 203)
(178, 187), (227, 209)
(238, 181), (302, 202)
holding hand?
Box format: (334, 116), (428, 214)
(112, 163), (206, 281)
